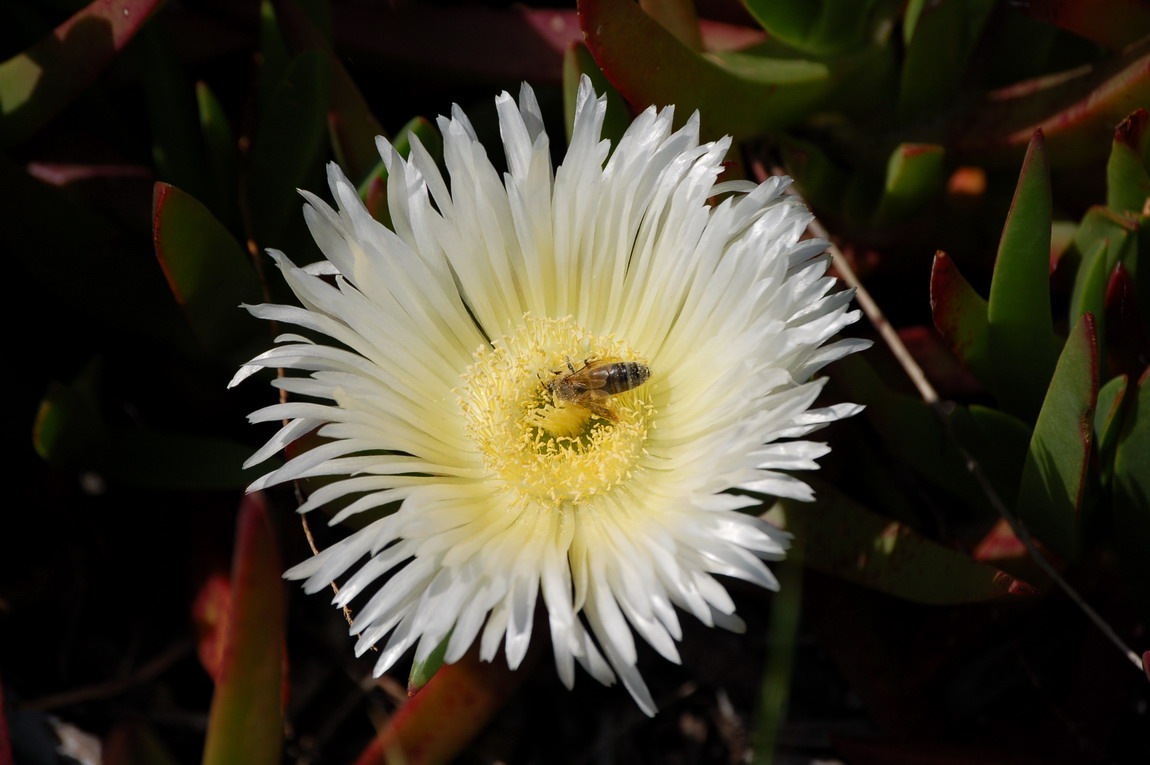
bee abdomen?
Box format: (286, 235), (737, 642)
(603, 361), (651, 394)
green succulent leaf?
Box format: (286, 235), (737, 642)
(835, 356), (984, 507)
(408, 634), (451, 695)
(152, 183), (262, 357)
(930, 250), (991, 384)
(580, 0), (831, 138)
(987, 130), (1059, 423)
(358, 116), (441, 227)
(956, 41), (1150, 169)
(772, 483), (1029, 603)
(1068, 206), (1137, 330)
(203, 494), (286, 765)
(949, 405), (1034, 511)
(0, 0), (163, 147)
(248, 49), (331, 250)
(898, 0), (995, 122)
(1015, 314), (1099, 562)
(743, 0), (895, 56)
(1107, 109), (1150, 214)
(1112, 370), (1150, 622)
(135, 24), (212, 206)
(779, 135), (848, 220)
(1094, 374), (1129, 486)
(197, 82), (239, 229)
(563, 42), (632, 147)
(874, 143), (945, 224)
(273, 0), (385, 185)
(32, 361), (105, 470)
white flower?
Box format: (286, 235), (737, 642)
(231, 78), (868, 715)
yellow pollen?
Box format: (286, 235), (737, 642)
(458, 316), (654, 511)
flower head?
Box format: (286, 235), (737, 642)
(232, 78), (868, 715)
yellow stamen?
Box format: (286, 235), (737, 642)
(459, 316), (653, 511)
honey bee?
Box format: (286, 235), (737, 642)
(546, 357), (651, 423)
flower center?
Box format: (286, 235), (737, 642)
(459, 316), (653, 510)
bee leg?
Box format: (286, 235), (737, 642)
(578, 392), (619, 423)
(564, 356), (577, 374)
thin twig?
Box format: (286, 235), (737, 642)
(808, 218), (1143, 673)
(23, 640), (193, 712)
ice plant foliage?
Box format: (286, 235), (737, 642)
(231, 79), (867, 715)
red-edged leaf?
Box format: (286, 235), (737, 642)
(152, 183), (262, 357)
(582, 0), (831, 138)
(563, 42), (632, 146)
(1013, 0), (1150, 51)
(0, 0), (164, 146)
(776, 483), (1032, 604)
(1105, 263), (1150, 380)
(353, 646), (531, 765)
(1108, 109), (1150, 213)
(987, 131), (1059, 422)
(956, 42), (1150, 168)
(874, 143), (946, 224)
(192, 572), (232, 683)
(202, 493), (286, 765)
(1015, 314), (1099, 562)
(931, 250), (992, 384)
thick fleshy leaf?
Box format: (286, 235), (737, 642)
(897, 0), (995, 122)
(1067, 206), (1138, 344)
(0, 0), (163, 147)
(1107, 109), (1150, 214)
(0, 156), (190, 347)
(152, 183), (262, 356)
(32, 361), (104, 470)
(874, 143), (945, 224)
(743, 0), (894, 56)
(987, 131), (1059, 423)
(750, 543), (804, 760)
(956, 42), (1150, 168)
(771, 485), (1030, 604)
(407, 635), (450, 695)
(1013, 0), (1150, 51)
(563, 42), (631, 146)
(248, 50), (330, 250)
(779, 135), (848, 220)
(273, 0), (385, 185)
(835, 356), (984, 507)
(930, 250), (991, 385)
(1112, 370), (1150, 622)
(949, 404), (1033, 511)
(196, 82), (239, 229)
(202, 493), (286, 765)
(1094, 374), (1129, 485)
(353, 647), (529, 765)
(581, 0), (831, 138)
(639, 0), (703, 50)
(1015, 314), (1099, 562)
(359, 116), (441, 227)
(192, 573), (231, 683)
(134, 24), (211, 205)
